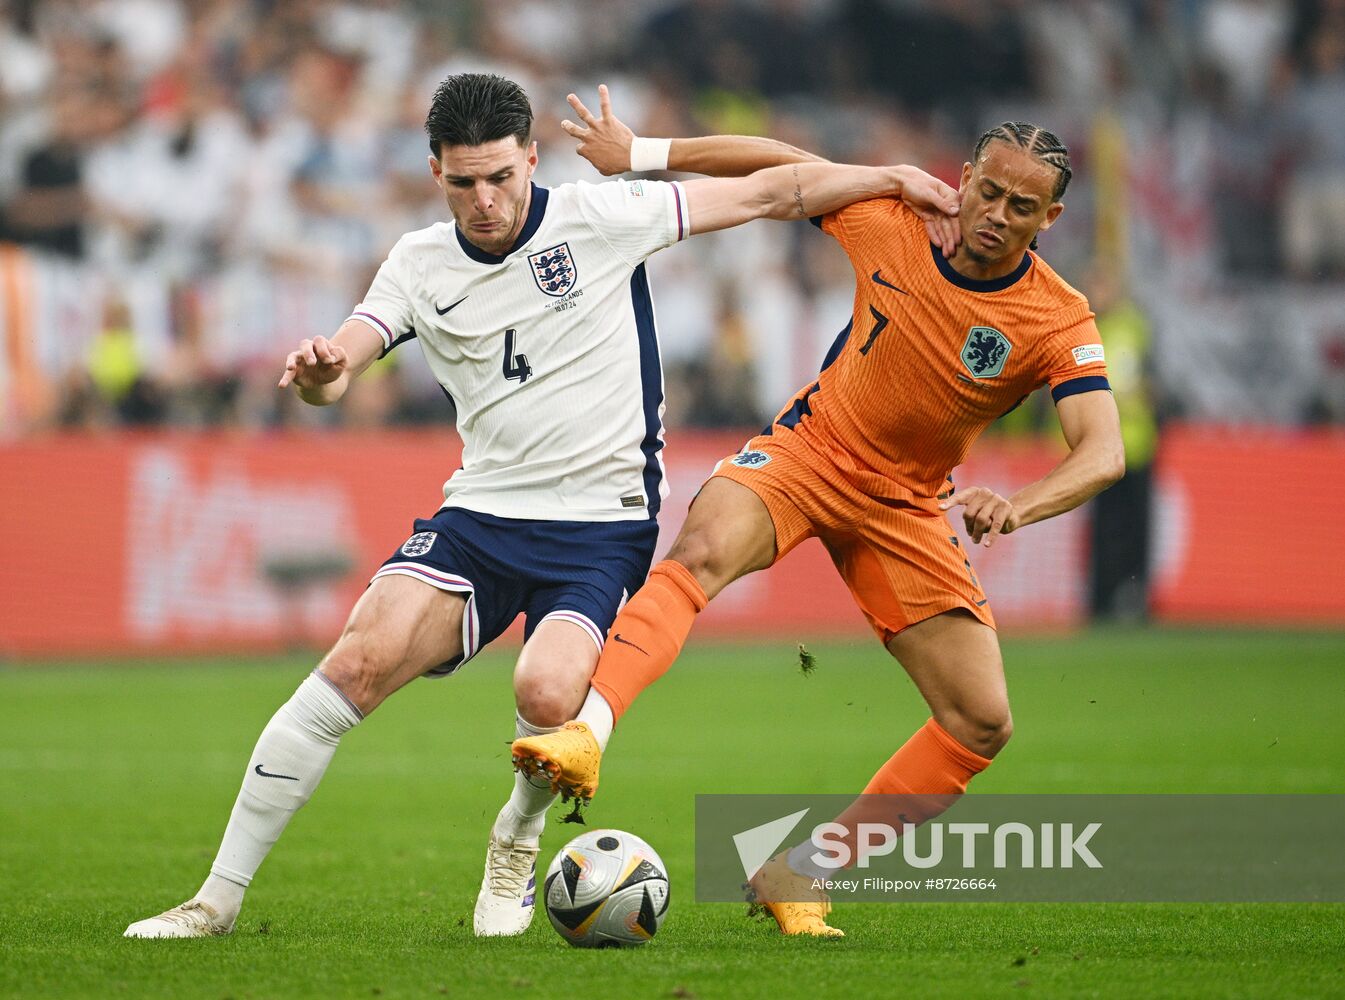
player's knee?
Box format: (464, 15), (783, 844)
(941, 705), (1013, 758)
(515, 688), (577, 729)
(664, 531), (737, 599)
(969, 710), (1013, 758)
(979, 712), (1013, 757)
(513, 645), (590, 725)
(514, 672), (584, 728)
(319, 636), (394, 713)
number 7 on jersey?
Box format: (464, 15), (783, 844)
(502, 328), (532, 384)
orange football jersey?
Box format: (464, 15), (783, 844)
(774, 198), (1111, 500)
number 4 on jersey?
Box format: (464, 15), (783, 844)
(502, 328), (532, 384)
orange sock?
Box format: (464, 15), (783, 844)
(863, 717), (992, 796)
(832, 719), (992, 858)
(591, 560), (708, 722)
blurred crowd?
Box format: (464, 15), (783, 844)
(2, 0), (1345, 436)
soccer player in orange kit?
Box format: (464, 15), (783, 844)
(514, 88), (1125, 936)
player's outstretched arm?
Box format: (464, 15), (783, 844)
(563, 85), (823, 178)
(681, 161), (958, 237)
(940, 390), (1125, 546)
(277, 319), (384, 405)
(565, 85), (960, 254)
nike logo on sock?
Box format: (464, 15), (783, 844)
(435, 295), (469, 315)
(871, 270), (909, 294)
(254, 764), (299, 781)
(612, 633), (649, 655)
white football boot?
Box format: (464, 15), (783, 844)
(124, 899), (234, 938)
(473, 830), (540, 937)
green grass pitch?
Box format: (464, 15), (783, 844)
(2, 630), (1344, 999)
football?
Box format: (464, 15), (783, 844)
(543, 829), (670, 947)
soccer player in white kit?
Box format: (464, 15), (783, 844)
(124, 74), (961, 939)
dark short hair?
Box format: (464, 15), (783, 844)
(425, 73), (532, 156)
(973, 122), (1073, 202)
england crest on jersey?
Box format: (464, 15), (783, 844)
(528, 242), (577, 297)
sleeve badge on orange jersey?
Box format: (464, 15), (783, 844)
(1072, 343), (1105, 365)
(730, 450), (772, 468)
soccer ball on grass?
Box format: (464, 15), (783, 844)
(543, 829), (669, 947)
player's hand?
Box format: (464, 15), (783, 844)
(278, 336), (349, 390)
(896, 165), (961, 258)
(562, 84), (635, 175)
(939, 486), (1018, 546)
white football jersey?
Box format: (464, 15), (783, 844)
(348, 179), (691, 522)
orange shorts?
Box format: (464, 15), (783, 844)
(711, 427), (995, 643)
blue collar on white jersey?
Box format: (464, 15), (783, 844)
(455, 182), (550, 265)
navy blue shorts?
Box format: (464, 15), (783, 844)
(372, 507), (659, 676)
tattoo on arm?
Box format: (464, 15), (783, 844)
(791, 165), (806, 217)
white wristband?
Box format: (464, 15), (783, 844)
(629, 136), (671, 173)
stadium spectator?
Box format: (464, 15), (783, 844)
(1086, 264), (1159, 621)
(1281, 10), (1345, 279)
(1, 0), (1345, 437)
(1, 82), (91, 259)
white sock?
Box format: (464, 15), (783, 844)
(495, 713), (559, 841)
(786, 840), (834, 881)
(576, 687), (615, 751)
(195, 872), (245, 917)
(202, 671), (362, 919)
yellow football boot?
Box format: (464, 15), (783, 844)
(511, 721), (602, 802)
(747, 852), (845, 938)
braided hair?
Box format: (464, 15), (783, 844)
(972, 123), (1072, 250)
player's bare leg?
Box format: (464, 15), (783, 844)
(125, 577), (465, 939)
(508, 615), (608, 800)
(887, 609), (1012, 759)
(766, 611), (1006, 937)
(800, 615), (1009, 832)
(475, 619), (599, 937)
(316, 577), (469, 713)
(662, 478), (781, 599)
(511, 477), (776, 800)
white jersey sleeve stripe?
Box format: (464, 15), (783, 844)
(670, 181), (689, 241)
(348, 311), (394, 350)
(631, 261), (668, 517)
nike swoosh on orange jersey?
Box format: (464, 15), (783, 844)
(871, 270), (909, 294)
